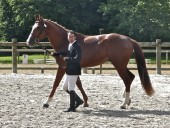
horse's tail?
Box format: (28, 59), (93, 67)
(130, 38), (155, 96)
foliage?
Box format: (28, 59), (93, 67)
(0, 0), (106, 41)
(0, 0), (170, 42)
(100, 0), (170, 41)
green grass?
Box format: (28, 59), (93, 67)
(0, 56), (12, 63)
(148, 56), (170, 64)
(0, 54), (53, 64)
(0, 54), (169, 64)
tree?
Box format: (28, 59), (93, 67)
(99, 0), (170, 41)
(0, 0), (15, 41)
(0, 0), (107, 41)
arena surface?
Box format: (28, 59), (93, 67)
(0, 74), (170, 127)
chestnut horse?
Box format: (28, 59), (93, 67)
(26, 15), (154, 109)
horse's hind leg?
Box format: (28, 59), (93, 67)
(116, 67), (135, 109)
(76, 77), (89, 107)
(123, 69), (135, 97)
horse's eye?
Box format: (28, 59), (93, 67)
(37, 27), (40, 30)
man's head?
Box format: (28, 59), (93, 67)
(67, 30), (76, 43)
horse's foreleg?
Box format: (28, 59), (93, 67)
(43, 66), (66, 108)
(76, 77), (89, 107)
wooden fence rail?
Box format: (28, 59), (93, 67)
(0, 38), (170, 74)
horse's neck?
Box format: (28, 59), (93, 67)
(45, 21), (68, 51)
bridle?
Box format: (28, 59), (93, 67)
(34, 25), (46, 43)
(29, 20), (67, 68)
(32, 23), (51, 54)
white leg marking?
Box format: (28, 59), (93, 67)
(45, 97), (53, 104)
(121, 92), (130, 108)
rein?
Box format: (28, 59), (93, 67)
(34, 24), (52, 55)
(36, 41), (51, 55)
(36, 41), (66, 68)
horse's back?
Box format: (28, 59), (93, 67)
(83, 33), (133, 52)
(83, 33), (132, 46)
(80, 33), (134, 67)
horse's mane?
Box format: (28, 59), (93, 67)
(44, 19), (70, 31)
(44, 19), (86, 37)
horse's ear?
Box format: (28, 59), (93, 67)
(34, 14), (45, 26)
(39, 15), (43, 22)
(34, 14), (39, 21)
(34, 14), (43, 21)
(38, 16), (45, 25)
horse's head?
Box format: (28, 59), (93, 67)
(26, 14), (47, 47)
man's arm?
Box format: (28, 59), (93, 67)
(52, 49), (68, 57)
(64, 45), (81, 62)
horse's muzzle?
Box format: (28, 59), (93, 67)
(26, 38), (36, 47)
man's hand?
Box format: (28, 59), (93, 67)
(52, 52), (60, 57)
(63, 57), (69, 61)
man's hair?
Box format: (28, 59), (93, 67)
(68, 30), (76, 36)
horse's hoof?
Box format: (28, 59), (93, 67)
(120, 106), (126, 109)
(43, 103), (49, 108)
(128, 99), (131, 106)
(83, 103), (89, 107)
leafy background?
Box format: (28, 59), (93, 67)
(0, 0), (170, 42)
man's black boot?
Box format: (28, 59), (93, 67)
(65, 90), (76, 112)
(66, 90), (84, 108)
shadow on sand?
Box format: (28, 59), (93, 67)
(81, 108), (170, 119)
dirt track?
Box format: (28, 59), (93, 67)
(0, 73), (170, 128)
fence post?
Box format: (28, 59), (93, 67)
(12, 38), (18, 73)
(100, 64), (102, 74)
(99, 28), (104, 74)
(156, 39), (161, 75)
(44, 51), (47, 64)
(166, 51), (168, 64)
(82, 68), (87, 74)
